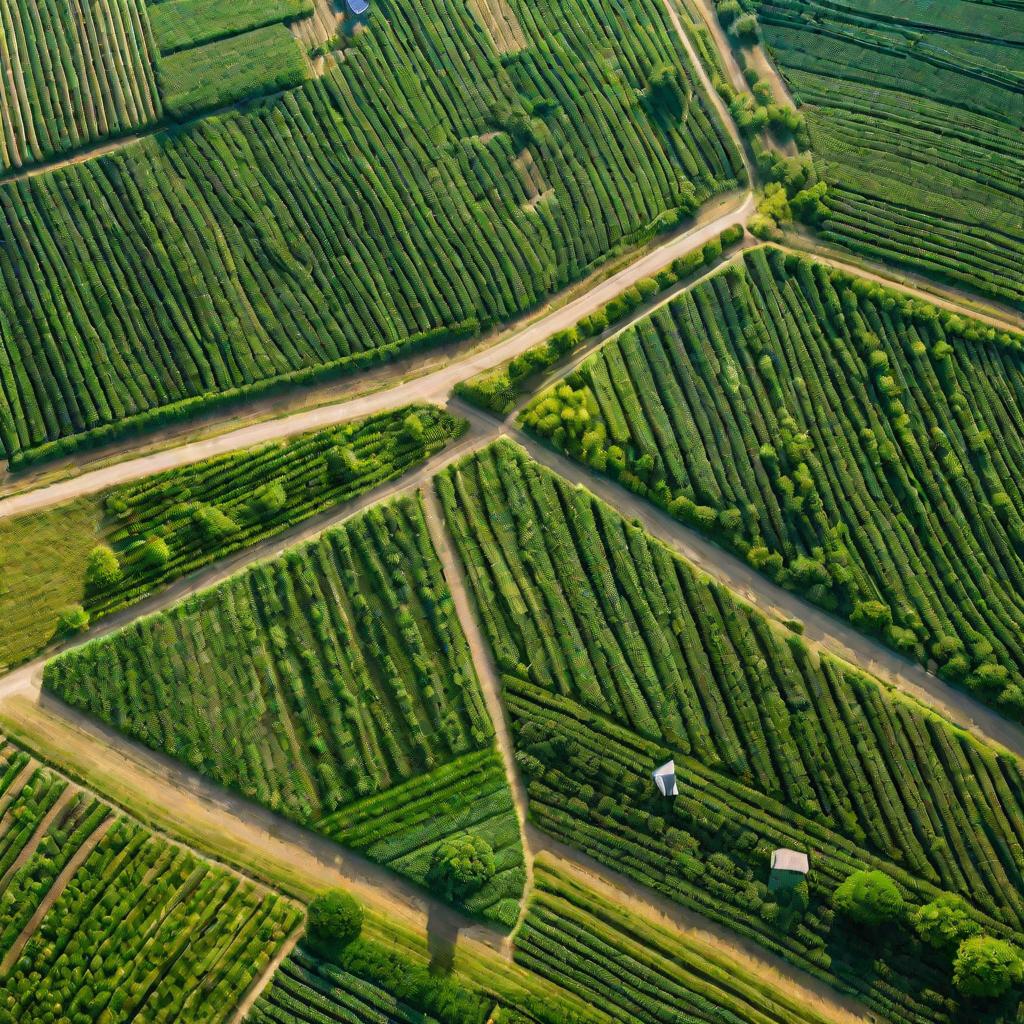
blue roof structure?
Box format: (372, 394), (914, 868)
(346, 0), (369, 13)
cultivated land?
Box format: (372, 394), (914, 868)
(1, 0), (1023, 1021)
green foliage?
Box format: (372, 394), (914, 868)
(149, 0), (313, 55)
(251, 481), (287, 519)
(0, 0), (159, 173)
(306, 890), (363, 952)
(56, 604), (90, 635)
(0, 0), (741, 467)
(521, 246), (1024, 722)
(428, 834), (496, 901)
(913, 894), (981, 952)
(158, 25), (308, 119)
(138, 536), (172, 570)
(192, 504), (240, 542)
(833, 870), (904, 927)
(85, 545), (121, 590)
(953, 936), (1024, 998)
(44, 495), (522, 923)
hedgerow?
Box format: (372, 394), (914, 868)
(437, 440), (1024, 1022)
(522, 246), (1024, 721)
(43, 493), (523, 923)
(456, 224), (745, 416)
(0, 0), (741, 466)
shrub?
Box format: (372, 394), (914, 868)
(953, 936), (1024, 998)
(427, 834), (495, 901)
(138, 537), (171, 570)
(193, 504), (240, 542)
(306, 890), (364, 954)
(251, 481), (287, 518)
(85, 545), (121, 590)
(731, 13), (759, 42)
(833, 870), (903, 927)
(912, 894), (980, 952)
(402, 412), (425, 443)
(57, 604), (90, 635)
(327, 445), (362, 483)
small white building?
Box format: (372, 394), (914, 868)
(770, 848), (810, 875)
(652, 760), (678, 797)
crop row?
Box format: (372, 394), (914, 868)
(86, 404), (463, 621)
(0, 743), (300, 1024)
(0, 0), (161, 172)
(522, 246), (1024, 720)
(753, 0), (1023, 307)
(437, 441), (1024, 1021)
(43, 494), (521, 921)
(518, 859), (838, 1024)
(0, 0), (740, 465)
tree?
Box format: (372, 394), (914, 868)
(138, 536), (171, 571)
(306, 890), (363, 954)
(427, 834), (495, 901)
(192, 504), (239, 542)
(326, 445), (362, 484)
(85, 545), (121, 590)
(953, 936), (1024, 998)
(913, 894), (980, 952)
(833, 870), (904, 927)
(57, 604), (90, 635)
(402, 412), (425, 444)
(251, 481), (287, 519)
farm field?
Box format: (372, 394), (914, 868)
(523, 246), (1024, 721)
(0, 404), (462, 670)
(0, 0), (742, 468)
(148, 0), (314, 54)
(0, 738), (300, 1024)
(0, 0), (162, 172)
(750, 0), (1024, 307)
(42, 494), (525, 925)
(437, 440), (1024, 1022)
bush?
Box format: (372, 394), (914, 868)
(85, 545), (121, 590)
(912, 894), (980, 952)
(251, 481), (287, 519)
(402, 412), (425, 443)
(953, 936), (1024, 998)
(57, 604), (90, 635)
(833, 870), (903, 927)
(193, 504), (240, 542)
(327, 445), (362, 483)
(427, 834), (495, 901)
(731, 13), (758, 41)
(138, 536), (171, 570)
(306, 890), (363, 954)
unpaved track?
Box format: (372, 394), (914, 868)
(0, 194), (753, 521)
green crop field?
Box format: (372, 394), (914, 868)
(0, 0), (162, 172)
(0, 741), (300, 1024)
(523, 246), (1024, 722)
(750, 0), (1024, 307)
(157, 24), (309, 119)
(0, 404), (462, 671)
(149, 0), (313, 54)
(42, 494), (525, 925)
(438, 440), (1024, 1023)
(0, 0), (741, 468)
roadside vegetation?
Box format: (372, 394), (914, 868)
(523, 246), (1024, 721)
(438, 440), (1024, 1021)
(0, 405), (463, 670)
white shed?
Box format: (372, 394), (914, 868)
(770, 848), (810, 875)
(652, 760), (678, 797)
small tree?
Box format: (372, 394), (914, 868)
(251, 481), (287, 519)
(326, 445), (362, 484)
(833, 870), (903, 927)
(401, 412), (425, 445)
(57, 604), (90, 635)
(953, 936), (1024, 998)
(913, 894), (981, 952)
(306, 890), (363, 955)
(138, 536), (171, 571)
(85, 545), (121, 590)
(427, 834), (495, 902)
(192, 504), (239, 542)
